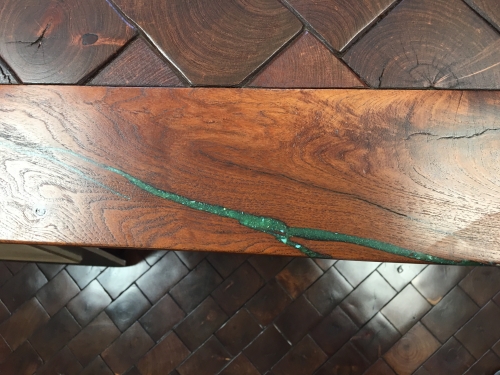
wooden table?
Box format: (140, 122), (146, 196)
(1, 86), (499, 265)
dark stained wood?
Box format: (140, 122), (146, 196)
(248, 32), (364, 88)
(465, 0), (500, 32)
(0, 59), (16, 84)
(112, 0), (302, 86)
(286, 0), (396, 51)
(343, 0), (500, 89)
(0, 0), (136, 84)
(90, 37), (185, 87)
(1, 87), (500, 264)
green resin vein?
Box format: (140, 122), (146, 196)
(1, 140), (483, 265)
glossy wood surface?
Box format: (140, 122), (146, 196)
(1, 86), (500, 264)
(112, 0), (302, 86)
(0, 0), (135, 84)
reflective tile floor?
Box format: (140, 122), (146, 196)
(0, 252), (499, 375)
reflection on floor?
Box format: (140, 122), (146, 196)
(0, 252), (499, 375)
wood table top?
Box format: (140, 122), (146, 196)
(1, 86), (499, 265)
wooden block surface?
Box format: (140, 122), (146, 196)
(0, 86), (499, 264)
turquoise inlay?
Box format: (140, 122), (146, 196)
(0, 139), (485, 265)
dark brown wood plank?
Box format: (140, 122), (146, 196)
(0, 87), (500, 264)
(464, 0), (500, 32)
(112, 0), (302, 86)
(285, 0), (396, 51)
(248, 32), (364, 88)
(0, 0), (136, 84)
(343, 0), (500, 89)
(90, 37), (185, 87)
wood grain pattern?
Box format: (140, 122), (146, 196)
(112, 0), (302, 86)
(90, 38), (185, 87)
(0, 0), (136, 84)
(0, 87), (500, 264)
(465, 0), (500, 32)
(285, 0), (396, 51)
(343, 0), (500, 89)
(248, 32), (364, 88)
(0, 59), (16, 84)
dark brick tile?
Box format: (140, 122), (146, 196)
(316, 342), (370, 375)
(177, 336), (231, 375)
(67, 279), (112, 327)
(246, 278), (291, 326)
(310, 306), (359, 355)
(98, 254), (149, 299)
(275, 295), (321, 344)
(219, 354), (260, 375)
(494, 339), (500, 357)
(421, 286), (479, 343)
(314, 258), (336, 271)
(455, 301), (500, 359)
(30, 307), (81, 361)
(335, 261), (381, 287)
(212, 263), (264, 315)
(248, 255), (292, 282)
(36, 263), (65, 280)
(340, 272), (396, 326)
(80, 356), (114, 375)
(35, 270), (79, 316)
(216, 308), (261, 356)
(412, 265), (472, 305)
(207, 253), (248, 278)
(175, 251), (209, 270)
(305, 266), (352, 315)
(0, 300), (10, 324)
(141, 250), (167, 266)
(170, 260), (223, 313)
(68, 312), (120, 366)
(384, 322), (440, 375)
(0, 297), (49, 350)
(460, 266), (500, 306)
(0, 335), (11, 363)
(140, 293), (185, 342)
(175, 296), (228, 351)
(66, 265), (105, 289)
(0, 262), (13, 287)
(464, 351), (500, 375)
(244, 326), (291, 372)
(0, 341), (42, 375)
(105, 285), (151, 332)
(276, 258), (322, 299)
(273, 335), (327, 375)
(351, 313), (400, 363)
(378, 263), (427, 292)
(4, 261), (26, 274)
(102, 322), (155, 374)
(381, 284), (432, 334)
(35, 347), (82, 375)
(423, 337), (475, 374)
(136, 252), (188, 303)
(364, 359), (397, 375)
(0, 263), (47, 312)
(138, 332), (190, 375)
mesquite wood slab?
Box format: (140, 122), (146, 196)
(0, 87), (499, 264)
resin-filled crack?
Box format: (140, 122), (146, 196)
(0, 140), (486, 265)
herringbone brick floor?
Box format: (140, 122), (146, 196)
(0, 253), (499, 374)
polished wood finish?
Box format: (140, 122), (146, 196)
(465, 0), (500, 31)
(285, 0), (396, 51)
(1, 87), (500, 264)
(112, 0), (302, 86)
(248, 32), (364, 88)
(344, 0), (500, 89)
(0, 0), (136, 84)
(90, 38), (185, 87)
